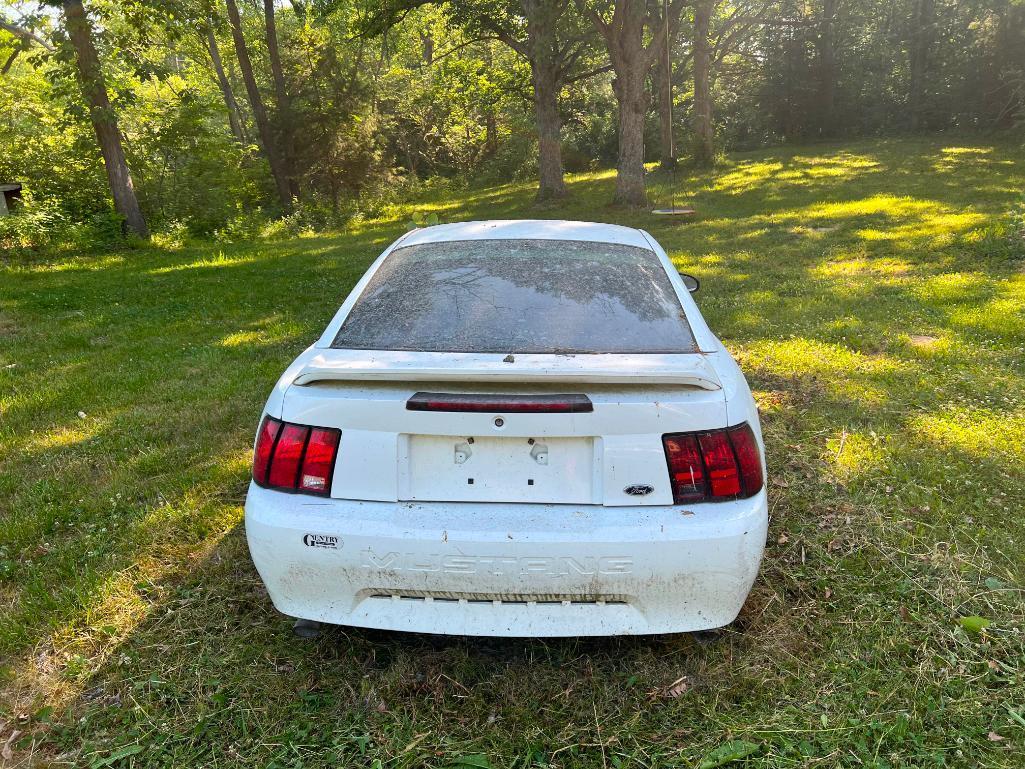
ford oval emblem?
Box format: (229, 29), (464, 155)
(623, 484), (654, 497)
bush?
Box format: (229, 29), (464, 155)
(0, 198), (68, 254)
(0, 198), (134, 258)
(151, 219), (191, 250)
(212, 206), (267, 243)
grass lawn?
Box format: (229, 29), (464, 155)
(1, 136), (1024, 768)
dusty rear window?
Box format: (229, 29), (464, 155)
(330, 239), (698, 354)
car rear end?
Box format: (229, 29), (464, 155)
(244, 223), (767, 636)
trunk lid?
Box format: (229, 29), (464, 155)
(281, 351), (726, 507)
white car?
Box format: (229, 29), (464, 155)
(245, 220), (767, 637)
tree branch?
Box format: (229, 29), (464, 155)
(562, 62), (612, 84)
(1, 48), (20, 74)
(642, 0), (686, 68)
(0, 14), (55, 52)
(436, 36), (502, 62)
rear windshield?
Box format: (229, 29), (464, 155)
(330, 239), (697, 354)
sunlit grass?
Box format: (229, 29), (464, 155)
(913, 407), (1025, 463)
(811, 256), (913, 279)
(826, 429), (885, 482)
(148, 251), (260, 274)
(712, 152), (881, 194)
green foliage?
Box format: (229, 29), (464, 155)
(150, 219), (192, 250)
(0, 197), (68, 253)
(960, 615), (992, 635)
(3, 0), (1024, 246)
(0, 193), (129, 257)
(698, 740), (761, 768)
(211, 205), (268, 243)
(0, 49), (107, 221)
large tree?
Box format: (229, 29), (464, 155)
(366, 0), (603, 202)
(204, 22), (247, 145)
(263, 0), (299, 199)
(650, 8), (682, 171)
(61, 0), (149, 237)
(690, 0), (770, 165)
(224, 0), (294, 209)
(691, 0), (714, 165)
(579, 0), (685, 206)
(483, 0), (603, 201)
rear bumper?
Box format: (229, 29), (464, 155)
(244, 484), (767, 637)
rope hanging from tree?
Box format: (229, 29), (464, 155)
(651, 0), (696, 218)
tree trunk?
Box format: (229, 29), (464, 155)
(263, 0), (299, 200)
(816, 0), (837, 136)
(612, 64), (649, 206)
(205, 26), (246, 144)
(62, 0), (148, 238)
(1, 49), (21, 75)
(524, 0), (568, 202)
(584, 0), (683, 205)
(908, 0), (933, 130)
(692, 0), (714, 167)
(531, 62), (567, 202)
(653, 48), (675, 170)
(420, 31), (434, 65)
(224, 0), (293, 209)
(484, 113), (498, 158)
(606, 0), (651, 207)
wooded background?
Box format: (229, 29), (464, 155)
(2, 0), (1023, 241)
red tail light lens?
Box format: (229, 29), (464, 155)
(253, 416), (282, 484)
(267, 423), (310, 488)
(252, 416), (340, 496)
(728, 422), (764, 497)
(662, 433), (707, 502)
(662, 422), (763, 503)
(699, 430), (741, 497)
(299, 428), (341, 493)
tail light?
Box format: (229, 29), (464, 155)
(252, 416), (340, 496)
(407, 392), (593, 413)
(662, 422), (763, 503)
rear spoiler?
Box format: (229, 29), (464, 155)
(292, 350), (722, 391)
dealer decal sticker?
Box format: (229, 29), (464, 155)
(302, 533), (341, 549)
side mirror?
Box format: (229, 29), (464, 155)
(678, 272), (700, 293)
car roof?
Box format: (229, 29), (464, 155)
(400, 220), (653, 250)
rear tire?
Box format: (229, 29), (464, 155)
(293, 618), (322, 638)
(690, 627), (727, 645)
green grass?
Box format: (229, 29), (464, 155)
(2, 136), (1024, 768)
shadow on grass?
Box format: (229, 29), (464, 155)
(32, 521), (806, 768)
